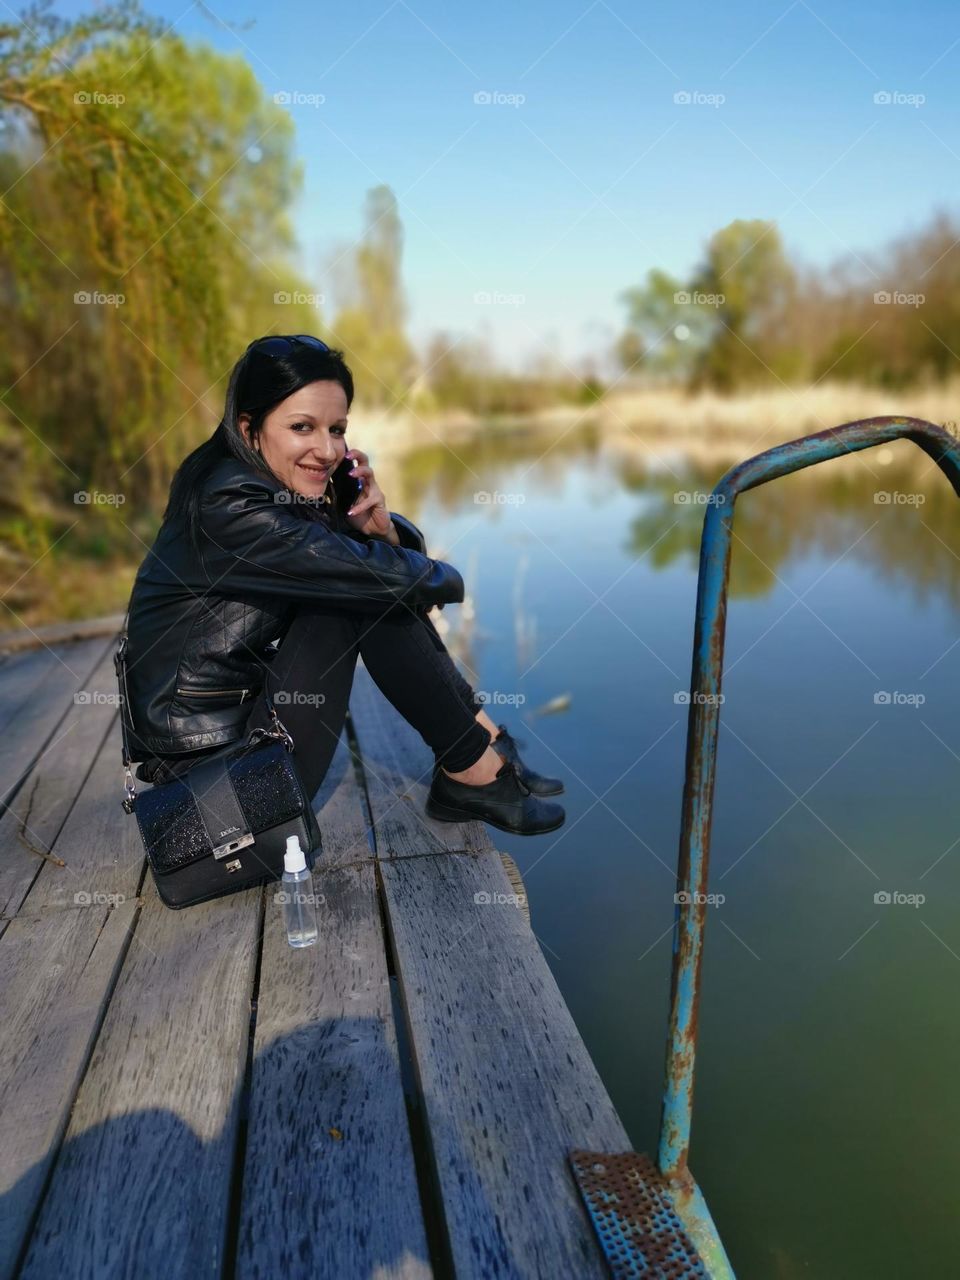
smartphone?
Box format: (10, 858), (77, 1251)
(329, 455), (364, 523)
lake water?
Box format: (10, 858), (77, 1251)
(394, 423), (960, 1280)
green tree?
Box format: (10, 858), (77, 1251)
(0, 0), (318, 618)
(690, 218), (797, 391)
(331, 184), (415, 407)
(617, 267), (708, 382)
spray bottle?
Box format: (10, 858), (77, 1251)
(281, 834), (318, 948)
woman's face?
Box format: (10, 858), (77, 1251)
(239, 379), (349, 499)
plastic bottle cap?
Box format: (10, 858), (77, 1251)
(284, 834), (306, 873)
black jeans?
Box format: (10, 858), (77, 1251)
(149, 604), (492, 797)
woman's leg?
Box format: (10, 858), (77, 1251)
(355, 606), (496, 775)
(242, 603), (364, 797)
(411, 609), (507, 757)
(245, 601), (501, 797)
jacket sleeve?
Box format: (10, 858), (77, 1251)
(197, 473), (463, 614)
(389, 512), (427, 555)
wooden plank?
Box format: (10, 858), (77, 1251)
(348, 665), (626, 1274)
(0, 634), (116, 810)
(0, 900), (137, 1280)
(236, 726), (432, 1279)
(348, 664), (496, 858)
(0, 645), (62, 732)
(308, 718), (374, 871)
(18, 871), (262, 1280)
(6, 715), (145, 918)
(237, 862), (432, 1280)
(0, 645), (134, 919)
(0, 613), (125, 655)
(380, 850), (630, 1279)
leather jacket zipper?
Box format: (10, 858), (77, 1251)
(176, 686), (251, 702)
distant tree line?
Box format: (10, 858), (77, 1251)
(616, 214), (960, 392)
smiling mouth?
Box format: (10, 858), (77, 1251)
(296, 462), (330, 477)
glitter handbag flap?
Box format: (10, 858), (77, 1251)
(134, 739), (308, 876)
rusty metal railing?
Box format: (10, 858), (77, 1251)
(657, 416), (960, 1181)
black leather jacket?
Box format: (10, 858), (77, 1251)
(121, 453), (463, 770)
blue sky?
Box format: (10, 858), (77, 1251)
(61, 0), (960, 369)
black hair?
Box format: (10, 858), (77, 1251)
(163, 336), (356, 554)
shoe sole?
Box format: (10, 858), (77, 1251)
(425, 797), (565, 836)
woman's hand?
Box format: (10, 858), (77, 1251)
(342, 448), (396, 541)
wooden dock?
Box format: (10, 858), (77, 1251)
(0, 624), (726, 1279)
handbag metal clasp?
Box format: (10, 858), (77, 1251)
(212, 831), (255, 859)
(248, 715), (295, 753)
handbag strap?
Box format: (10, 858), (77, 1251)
(115, 587), (294, 814)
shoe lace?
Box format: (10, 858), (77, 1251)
(497, 723), (526, 751)
(502, 757), (531, 796)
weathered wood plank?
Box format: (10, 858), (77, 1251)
(0, 613), (125, 656)
(7, 716), (145, 918)
(380, 850), (630, 1279)
(236, 725), (431, 1279)
(348, 664), (496, 858)
(308, 720), (374, 871)
(237, 863), (432, 1280)
(0, 644), (61, 731)
(17, 860), (262, 1278)
(0, 634), (116, 811)
(348, 664), (624, 1274)
(0, 899), (137, 1280)
(0, 645), (134, 919)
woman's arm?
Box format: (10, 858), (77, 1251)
(197, 464), (461, 614)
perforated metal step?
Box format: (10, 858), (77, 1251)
(569, 1150), (708, 1278)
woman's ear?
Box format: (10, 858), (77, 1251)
(238, 413), (251, 448)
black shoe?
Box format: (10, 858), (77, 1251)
(426, 758), (566, 836)
(490, 723), (565, 796)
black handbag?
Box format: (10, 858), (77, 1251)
(113, 620), (322, 910)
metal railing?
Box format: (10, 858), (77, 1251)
(656, 415), (960, 1180)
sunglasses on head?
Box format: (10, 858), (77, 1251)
(247, 334), (331, 358)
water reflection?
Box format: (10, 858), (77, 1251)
(395, 426), (960, 609)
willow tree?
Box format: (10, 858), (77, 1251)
(0, 0), (317, 543)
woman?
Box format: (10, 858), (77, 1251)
(123, 333), (565, 836)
